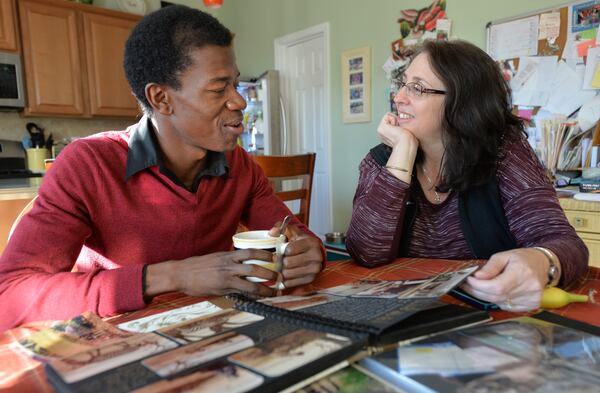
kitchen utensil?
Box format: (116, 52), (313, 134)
(45, 133), (54, 150)
(26, 122), (45, 149)
(278, 215), (292, 237)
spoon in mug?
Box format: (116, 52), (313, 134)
(274, 215), (292, 294)
(278, 215), (292, 237)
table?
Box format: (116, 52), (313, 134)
(1, 258), (599, 393)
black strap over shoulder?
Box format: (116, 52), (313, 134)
(369, 143), (393, 166)
(367, 144), (517, 259)
(458, 180), (517, 259)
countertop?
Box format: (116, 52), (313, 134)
(0, 178), (41, 200)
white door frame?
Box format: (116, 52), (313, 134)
(274, 23), (332, 234)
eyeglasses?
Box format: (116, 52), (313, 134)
(393, 80), (446, 97)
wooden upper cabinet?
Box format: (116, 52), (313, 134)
(0, 0), (18, 52)
(83, 12), (139, 117)
(19, 0), (85, 116)
(17, 0), (140, 118)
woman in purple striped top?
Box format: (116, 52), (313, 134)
(346, 40), (588, 312)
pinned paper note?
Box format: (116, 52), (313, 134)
(539, 12), (560, 40)
(577, 39), (596, 57)
(577, 95), (600, 131)
(583, 46), (600, 89)
(592, 63), (600, 88)
(517, 106), (535, 122)
(581, 28), (598, 41)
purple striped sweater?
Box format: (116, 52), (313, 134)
(346, 135), (588, 288)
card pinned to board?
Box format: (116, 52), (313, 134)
(577, 39), (596, 57)
(592, 63), (600, 88)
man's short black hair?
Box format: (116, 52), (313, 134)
(124, 5), (233, 115)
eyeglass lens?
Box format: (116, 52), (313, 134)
(393, 80), (423, 97)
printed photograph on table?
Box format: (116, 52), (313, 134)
(132, 363), (263, 393)
(117, 301), (222, 333)
(361, 316), (600, 393)
(318, 279), (382, 297)
(19, 312), (133, 359)
(48, 333), (178, 384)
(342, 46), (371, 123)
(229, 329), (352, 377)
(296, 365), (402, 393)
(258, 293), (333, 310)
(142, 332), (254, 378)
(351, 279), (428, 299)
(159, 309), (263, 344)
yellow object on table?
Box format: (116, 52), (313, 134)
(541, 287), (589, 309)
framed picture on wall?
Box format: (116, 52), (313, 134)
(341, 47), (371, 123)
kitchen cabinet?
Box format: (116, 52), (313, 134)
(18, 0), (140, 118)
(559, 198), (600, 268)
(0, 0), (18, 51)
(83, 12), (139, 117)
(0, 192), (36, 256)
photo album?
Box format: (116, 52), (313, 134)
(41, 266), (491, 393)
(360, 312), (600, 393)
(228, 265), (490, 345)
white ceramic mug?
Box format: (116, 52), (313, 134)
(232, 230), (288, 282)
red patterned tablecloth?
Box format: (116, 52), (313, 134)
(1, 258), (599, 393)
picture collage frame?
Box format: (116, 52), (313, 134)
(341, 46), (371, 123)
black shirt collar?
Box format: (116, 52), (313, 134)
(125, 116), (228, 192)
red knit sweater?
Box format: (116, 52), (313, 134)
(0, 127), (307, 330)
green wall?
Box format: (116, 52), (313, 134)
(162, 0), (568, 232)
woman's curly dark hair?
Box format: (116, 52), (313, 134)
(412, 40), (525, 192)
(123, 5), (233, 115)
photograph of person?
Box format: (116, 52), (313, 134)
(229, 329), (350, 378)
(133, 363), (263, 393)
(258, 293), (332, 310)
(142, 332), (254, 378)
(345, 40), (588, 312)
(318, 279), (383, 296)
(159, 309), (262, 344)
(352, 279), (426, 298)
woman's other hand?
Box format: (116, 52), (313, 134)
(461, 248), (551, 312)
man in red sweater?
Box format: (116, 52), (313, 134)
(0, 6), (323, 330)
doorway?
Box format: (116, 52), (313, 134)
(274, 23), (332, 236)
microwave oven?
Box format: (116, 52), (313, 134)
(0, 52), (25, 108)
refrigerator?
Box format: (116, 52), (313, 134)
(237, 70), (286, 155)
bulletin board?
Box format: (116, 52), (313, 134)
(486, 4), (571, 67)
(485, 1), (600, 171)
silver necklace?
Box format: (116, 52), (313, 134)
(421, 166), (441, 203)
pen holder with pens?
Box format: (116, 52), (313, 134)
(26, 148), (50, 173)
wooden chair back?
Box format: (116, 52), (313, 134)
(8, 196), (37, 241)
(252, 153), (316, 226)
